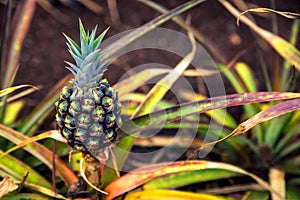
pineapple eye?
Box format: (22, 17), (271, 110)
(99, 82), (109, 93)
(102, 96), (112, 107)
(70, 101), (81, 113)
(105, 87), (113, 96)
(83, 98), (95, 106)
(77, 113), (92, 125)
(62, 127), (74, 140)
(75, 128), (87, 141)
(92, 107), (105, 120)
(105, 113), (116, 128)
(61, 87), (73, 100)
(80, 98), (95, 112)
(89, 124), (104, 136)
(86, 139), (100, 150)
(55, 113), (64, 128)
(64, 114), (75, 129)
(58, 101), (69, 113)
(105, 129), (116, 141)
(105, 113), (115, 124)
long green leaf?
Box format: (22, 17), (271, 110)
(132, 33), (196, 117)
(0, 150), (51, 189)
(218, 64), (263, 142)
(114, 68), (170, 97)
(264, 114), (291, 147)
(143, 169), (238, 190)
(234, 62), (257, 92)
(178, 91), (237, 128)
(281, 20), (299, 90)
(0, 125), (78, 187)
(275, 140), (300, 162)
(272, 120), (300, 157)
(194, 98), (300, 154)
(105, 160), (279, 200)
(103, 92), (300, 187)
(120, 92), (300, 136)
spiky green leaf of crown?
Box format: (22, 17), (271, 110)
(64, 20), (109, 88)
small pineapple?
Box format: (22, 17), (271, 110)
(55, 21), (121, 157)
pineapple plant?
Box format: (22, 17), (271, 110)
(55, 21), (122, 158)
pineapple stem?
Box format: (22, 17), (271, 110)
(80, 157), (108, 195)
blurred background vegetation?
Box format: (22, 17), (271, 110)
(0, 0), (299, 199)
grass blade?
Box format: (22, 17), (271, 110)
(3, 100), (24, 124)
(22, 182), (67, 199)
(178, 91), (237, 128)
(219, 62), (264, 142)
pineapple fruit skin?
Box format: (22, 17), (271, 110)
(55, 79), (121, 156)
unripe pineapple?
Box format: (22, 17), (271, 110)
(55, 21), (121, 157)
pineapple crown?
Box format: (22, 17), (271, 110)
(64, 20), (109, 88)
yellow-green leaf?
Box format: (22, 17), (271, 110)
(3, 100), (24, 124)
(105, 160), (278, 200)
(124, 189), (233, 200)
(0, 85), (36, 98)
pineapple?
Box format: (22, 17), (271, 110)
(55, 21), (121, 157)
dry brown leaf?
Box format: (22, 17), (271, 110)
(0, 177), (18, 198)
